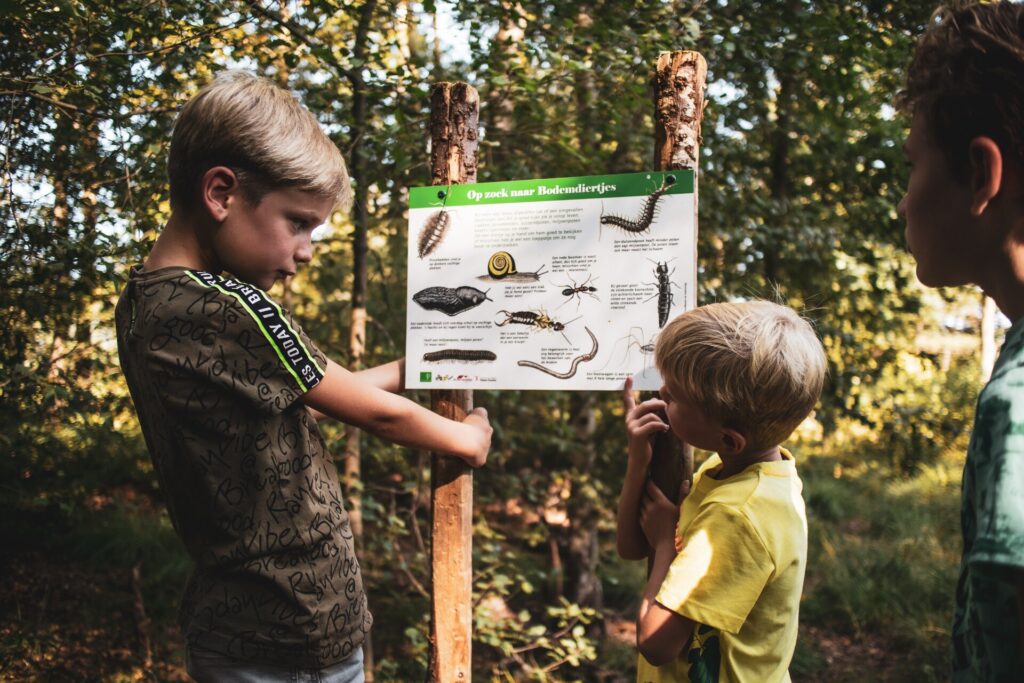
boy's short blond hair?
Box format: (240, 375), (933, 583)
(168, 71), (351, 212)
(655, 301), (827, 451)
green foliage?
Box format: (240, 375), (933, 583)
(1, 0), (986, 679)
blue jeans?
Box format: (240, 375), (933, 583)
(186, 646), (365, 683)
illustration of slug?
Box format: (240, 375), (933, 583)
(417, 209), (451, 258)
(412, 286), (492, 316)
(478, 251), (548, 282)
(517, 326), (599, 379)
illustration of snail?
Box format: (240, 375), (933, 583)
(478, 251), (548, 282)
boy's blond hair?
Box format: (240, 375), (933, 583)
(168, 71), (351, 212)
(655, 301), (827, 451)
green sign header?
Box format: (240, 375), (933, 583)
(408, 170), (693, 209)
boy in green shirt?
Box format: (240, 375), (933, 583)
(898, 2), (1024, 679)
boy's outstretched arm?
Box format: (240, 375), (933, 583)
(617, 377), (671, 560)
(637, 480), (695, 666)
(302, 359), (491, 466)
(307, 359), (406, 421)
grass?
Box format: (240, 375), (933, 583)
(0, 438), (964, 681)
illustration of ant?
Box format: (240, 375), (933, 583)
(555, 272), (599, 310)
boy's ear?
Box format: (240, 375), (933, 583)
(968, 136), (1003, 216)
(719, 427), (747, 456)
(200, 166), (240, 222)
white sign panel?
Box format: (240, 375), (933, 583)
(405, 170), (695, 391)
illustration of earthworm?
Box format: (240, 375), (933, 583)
(422, 349), (497, 362)
(477, 251), (548, 282)
(600, 178), (672, 236)
(412, 285), (492, 316)
(417, 209), (451, 258)
(517, 326), (599, 379)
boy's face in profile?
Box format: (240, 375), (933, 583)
(898, 113), (978, 288)
(212, 185), (334, 291)
(659, 381), (725, 452)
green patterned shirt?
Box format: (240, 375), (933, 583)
(952, 316), (1024, 682)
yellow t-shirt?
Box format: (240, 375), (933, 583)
(636, 449), (808, 683)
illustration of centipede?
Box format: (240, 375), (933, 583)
(422, 349), (497, 363)
(517, 326), (599, 379)
(417, 209), (451, 258)
(412, 285), (491, 316)
(599, 176), (674, 236)
(477, 251), (548, 282)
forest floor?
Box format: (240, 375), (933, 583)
(0, 446), (961, 682)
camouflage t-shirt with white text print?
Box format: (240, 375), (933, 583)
(115, 266), (370, 668)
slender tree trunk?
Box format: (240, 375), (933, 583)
(426, 82), (478, 683)
(343, 2), (377, 678)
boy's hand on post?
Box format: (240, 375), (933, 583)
(640, 480), (680, 551)
(460, 407), (492, 468)
(622, 377), (670, 470)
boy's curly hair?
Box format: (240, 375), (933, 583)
(898, 1), (1024, 179)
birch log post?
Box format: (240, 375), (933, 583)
(650, 51), (706, 504)
(426, 81), (478, 683)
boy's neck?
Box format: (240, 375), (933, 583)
(982, 224), (1024, 323)
(143, 209), (221, 274)
(712, 445), (783, 480)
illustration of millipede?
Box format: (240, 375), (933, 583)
(477, 251), (548, 282)
(412, 285), (492, 316)
(417, 209), (451, 258)
(422, 349), (497, 363)
(600, 177), (673, 236)
(517, 326), (599, 379)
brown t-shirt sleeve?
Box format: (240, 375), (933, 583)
(148, 270), (327, 415)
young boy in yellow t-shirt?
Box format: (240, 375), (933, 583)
(616, 301), (827, 682)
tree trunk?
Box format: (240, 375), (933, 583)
(343, 2), (377, 678)
(649, 51), (706, 506)
(426, 82), (478, 683)
(981, 293), (997, 383)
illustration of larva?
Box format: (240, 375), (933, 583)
(422, 349), (497, 362)
(417, 209), (451, 258)
(600, 178), (671, 235)
(412, 286), (492, 316)
(478, 251), (548, 282)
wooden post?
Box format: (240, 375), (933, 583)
(426, 82), (479, 683)
(649, 51), (707, 503)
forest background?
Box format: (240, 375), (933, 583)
(0, 0), (999, 681)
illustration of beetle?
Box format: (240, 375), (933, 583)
(477, 251), (549, 282)
(417, 209), (451, 258)
(599, 175), (674, 237)
(494, 309), (579, 345)
(644, 260), (680, 328)
(412, 285), (492, 316)
(555, 272), (599, 310)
